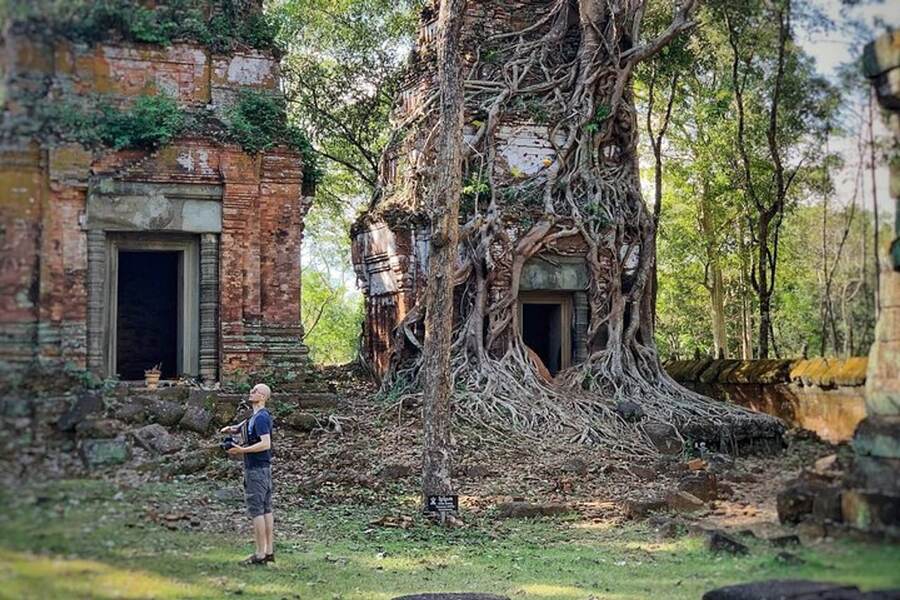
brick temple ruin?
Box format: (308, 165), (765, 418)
(352, 2), (631, 379)
(0, 2), (313, 385)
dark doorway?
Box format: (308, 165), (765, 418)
(522, 302), (563, 375)
(116, 251), (179, 380)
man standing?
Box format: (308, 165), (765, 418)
(221, 383), (274, 565)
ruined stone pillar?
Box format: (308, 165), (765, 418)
(199, 233), (219, 383)
(573, 291), (589, 364)
(843, 31), (900, 534)
(86, 229), (106, 374)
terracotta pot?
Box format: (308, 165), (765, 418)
(144, 371), (161, 390)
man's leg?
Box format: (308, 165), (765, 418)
(252, 515), (266, 559)
(264, 512), (274, 555)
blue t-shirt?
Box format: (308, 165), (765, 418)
(243, 409), (272, 470)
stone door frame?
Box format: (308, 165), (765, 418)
(517, 291), (574, 372)
(104, 233), (200, 379)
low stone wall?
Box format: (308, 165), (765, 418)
(666, 358), (868, 443)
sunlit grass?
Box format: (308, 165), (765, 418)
(1, 479), (899, 600)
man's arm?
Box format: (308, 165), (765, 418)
(219, 420), (246, 434)
(228, 434), (270, 455)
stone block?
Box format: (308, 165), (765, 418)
(624, 497), (667, 519)
(282, 411), (319, 432)
(706, 530), (749, 555)
(665, 490), (704, 513)
(393, 595), (510, 600)
(114, 402), (146, 424)
(703, 580), (865, 600)
(179, 406), (212, 433)
(57, 392), (104, 432)
(145, 399), (186, 427)
(132, 423), (180, 455)
(812, 486), (844, 523)
(678, 471), (718, 502)
(852, 455), (900, 495)
(75, 418), (125, 439)
(777, 479), (823, 525)
(80, 439), (130, 468)
(841, 489), (900, 531)
(853, 416), (900, 459)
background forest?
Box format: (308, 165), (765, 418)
(278, 0), (895, 365)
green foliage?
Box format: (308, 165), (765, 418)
(6, 0), (281, 54)
(44, 93), (185, 150)
(301, 269), (363, 365)
(225, 90), (322, 184)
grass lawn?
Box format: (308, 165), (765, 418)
(1, 479), (898, 600)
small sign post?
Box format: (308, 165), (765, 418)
(424, 494), (459, 516)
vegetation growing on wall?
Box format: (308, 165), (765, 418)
(3, 0), (282, 55)
(225, 89), (322, 184)
(43, 93), (186, 150)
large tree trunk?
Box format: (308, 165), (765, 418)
(421, 0), (466, 508)
(700, 189), (728, 358)
(358, 0), (784, 456)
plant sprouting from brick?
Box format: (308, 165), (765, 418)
(225, 89), (322, 184)
(43, 93), (185, 151)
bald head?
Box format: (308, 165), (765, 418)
(250, 383), (271, 405)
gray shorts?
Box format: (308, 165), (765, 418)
(244, 466), (273, 518)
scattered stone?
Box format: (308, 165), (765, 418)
(624, 497), (667, 519)
(707, 530), (749, 555)
(702, 580), (865, 600)
(496, 502), (570, 519)
(393, 595), (510, 600)
(775, 551), (805, 566)
(777, 479), (822, 524)
(812, 486), (843, 523)
(767, 534), (800, 547)
(796, 518), (827, 541)
(211, 398), (237, 427)
(80, 438), (130, 468)
(814, 454), (839, 474)
(665, 490), (705, 513)
(687, 458), (707, 471)
(645, 422), (683, 455)
(706, 453), (735, 473)
(379, 463), (413, 481)
(57, 392), (103, 432)
(145, 400), (185, 427)
(179, 406), (212, 433)
(75, 418), (125, 439)
(678, 471), (719, 502)
(115, 403), (146, 424)
(656, 519), (684, 539)
(132, 424), (180, 455)
(283, 411), (319, 432)
(156, 386), (190, 404)
(615, 400), (644, 422)
(560, 456), (588, 475)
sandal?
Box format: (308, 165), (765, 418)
(242, 554), (267, 565)
(265, 553), (275, 563)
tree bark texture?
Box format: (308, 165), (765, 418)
(421, 0), (467, 502)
